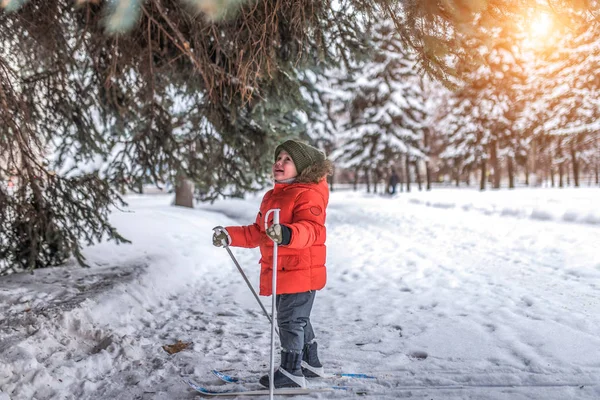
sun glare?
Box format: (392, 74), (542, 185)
(529, 13), (553, 38)
(522, 11), (555, 49)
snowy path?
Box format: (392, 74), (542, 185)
(1, 188), (599, 399)
(323, 194), (600, 395)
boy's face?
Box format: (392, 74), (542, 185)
(273, 150), (298, 181)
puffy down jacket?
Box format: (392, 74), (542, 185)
(226, 179), (328, 296)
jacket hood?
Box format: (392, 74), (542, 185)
(294, 159), (333, 184)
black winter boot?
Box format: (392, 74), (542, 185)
(259, 351), (306, 389)
(301, 341), (324, 377)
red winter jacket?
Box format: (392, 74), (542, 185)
(226, 179), (328, 296)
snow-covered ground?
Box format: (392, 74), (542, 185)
(1, 187), (599, 400)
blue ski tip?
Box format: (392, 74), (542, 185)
(211, 369), (240, 383)
(183, 379), (218, 393)
(340, 373), (376, 379)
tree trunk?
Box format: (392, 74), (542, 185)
(540, 149), (547, 187)
(558, 138), (564, 188)
(566, 164), (571, 186)
(544, 153), (550, 187)
(465, 166), (471, 186)
(525, 162), (530, 186)
(175, 172), (194, 208)
(373, 170), (378, 194)
(385, 170), (390, 194)
(405, 156), (411, 192)
(596, 136), (600, 185)
(570, 141), (580, 187)
(550, 166), (555, 187)
(425, 159), (432, 191)
(414, 162), (422, 191)
(507, 156), (515, 189)
(353, 168), (359, 191)
(455, 169), (460, 187)
(423, 127), (432, 191)
(529, 137), (538, 186)
(454, 159), (460, 187)
(559, 163), (564, 188)
(490, 140), (501, 189)
(399, 162), (405, 193)
(365, 168), (371, 193)
(480, 159), (487, 191)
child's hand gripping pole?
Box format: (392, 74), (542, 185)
(264, 208), (280, 400)
(212, 227), (278, 336)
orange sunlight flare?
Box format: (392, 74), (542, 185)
(529, 12), (553, 37)
(522, 12), (555, 49)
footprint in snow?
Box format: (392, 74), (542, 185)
(391, 325), (403, 337)
(407, 350), (428, 361)
(521, 296), (534, 307)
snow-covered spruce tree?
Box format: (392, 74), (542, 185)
(0, 0), (374, 274)
(485, 42), (529, 189)
(298, 68), (343, 190)
(0, 15), (130, 275)
(420, 79), (449, 190)
(577, 132), (600, 186)
(292, 1), (376, 191)
(1, 0), (592, 274)
(437, 15), (535, 191)
(333, 19), (429, 192)
(530, 17), (600, 188)
(437, 91), (488, 188)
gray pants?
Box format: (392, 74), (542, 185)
(276, 290), (316, 353)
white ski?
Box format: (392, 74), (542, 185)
(211, 368), (376, 384)
(183, 378), (340, 396)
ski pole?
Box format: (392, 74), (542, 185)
(212, 227), (279, 337)
(264, 208), (280, 400)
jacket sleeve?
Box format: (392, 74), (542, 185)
(225, 194), (269, 248)
(226, 221), (262, 248)
(286, 190), (326, 249)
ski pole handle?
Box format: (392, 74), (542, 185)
(263, 208), (280, 233)
(212, 226), (229, 247)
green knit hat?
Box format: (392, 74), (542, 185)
(274, 140), (325, 174)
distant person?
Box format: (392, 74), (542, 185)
(212, 140), (333, 389)
(389, 170), (399, 194)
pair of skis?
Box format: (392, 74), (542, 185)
(184, 369), (374, 396)
(185, 370), (599, 396)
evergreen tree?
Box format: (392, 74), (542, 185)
(437, 92), (487, 187)
(333, 19), (429, 189)
(438, 19), (531, 190)
(533, 19), (600, 187)
(2, 0), (597, 275)
(0, 0), (373, 274)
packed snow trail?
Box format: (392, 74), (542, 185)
(1, 188), (599, 399)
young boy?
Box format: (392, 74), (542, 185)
(212, 140), (332, 388)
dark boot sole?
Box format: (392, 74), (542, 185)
(301, 368), (321, 378)
(259, 375), (303, 389)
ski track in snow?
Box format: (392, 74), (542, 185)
(1, 188), (600, 399)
